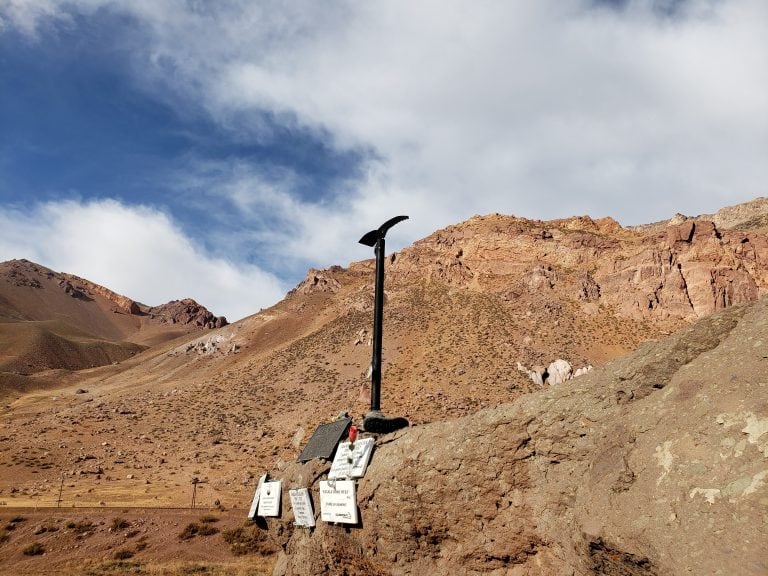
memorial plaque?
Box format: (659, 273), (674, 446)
(257, 480), (282, 517)
(289, 488), (316, 527)
(298, 417), (352, 462)
(328, 437), (375, 479)
(319, 480), (358, 524)
(247, 474), (267, 520)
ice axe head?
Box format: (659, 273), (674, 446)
(359, 215), (409, 247)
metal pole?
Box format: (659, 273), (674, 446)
(370, 234), (385, 411)
(191, 478), (198, 509)
(57, 474), (64, 508)
(359, 215), (410, 433)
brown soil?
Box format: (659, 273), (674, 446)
(0, 507), (275, 575)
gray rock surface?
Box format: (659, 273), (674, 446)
(264, 298), (768, 575)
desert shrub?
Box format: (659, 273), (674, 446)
(221, 525), (278, 556)
(113, 548), (134, 560)
(179, 522), (218, 540)
(111, 517), (130, 531)
(179, 523), (199, 540)
(5, 516), (25, 531)
(23, 542), (45, 556)
(198, 524), (219, 536)
(66, 520), (94, 534)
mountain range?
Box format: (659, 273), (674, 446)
(0, 197), (767, 575)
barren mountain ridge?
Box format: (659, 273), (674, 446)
(0, 198), (767, 575)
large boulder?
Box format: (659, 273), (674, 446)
(546, 358), (572, 385)
(262, 298), (768, 575)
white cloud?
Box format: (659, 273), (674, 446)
(2, 0), (767, 275)
(0, 0), (70, 37)
(196, 0), (768, 266)
(171, 158), (421, 272)
(142, 0), (767, 238)
(0, 199), (286, 321)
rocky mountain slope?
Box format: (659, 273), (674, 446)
(0, 198), (766, 554)
(637, 196), (768, 235)
(0, 259), (226, 394)
(268, 295), (768, 576)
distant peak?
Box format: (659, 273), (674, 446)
(148, 299), (227, 329)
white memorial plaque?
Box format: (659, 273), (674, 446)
(289, 488), (316, 527)
(319, 479), (358, 524)
(247, 474), (267, 520)
(328, 437), (375, 479)
(257, 480), (282, 517)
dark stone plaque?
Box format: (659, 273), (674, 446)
(297, 417), (352, 463)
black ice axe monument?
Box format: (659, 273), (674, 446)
(359, 215), (410, 434)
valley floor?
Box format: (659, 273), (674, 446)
(0, 507), (275, 575)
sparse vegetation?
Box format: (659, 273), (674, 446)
(198, 523), (219, 537)
(81, 560), (144, 575)
(178, 523), (196, 540)
(22, 542), (45, 556)
(82, 559), (273, 575)
(179, 566), (209, 575)
(111, 517), (130, 531)
(66, 520), (95, 534)
(112, 548), (134, 560)
(5, 515), (26, 531)
(179, 521), (219, 540)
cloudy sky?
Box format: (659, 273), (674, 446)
(0, 0), (766, 320)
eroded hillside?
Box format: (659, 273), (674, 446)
(1, 202), (766, 513)
(268, 296), (768, 575)
(0, 259), (227, 394)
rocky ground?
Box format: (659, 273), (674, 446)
(266, 297), (768, 575)
(0, 507), (275, 575)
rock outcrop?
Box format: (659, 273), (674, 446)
(263, 297), (768, 575)
(387, 213), (768, 333)
(148, 298), (227, 329)
(2, 259), (46, 289)
(61, 273), (141, 314)
(517, 359), (593, 386)
(289, 267), (344, 296)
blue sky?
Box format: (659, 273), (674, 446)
(0, 1), (766, 320)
